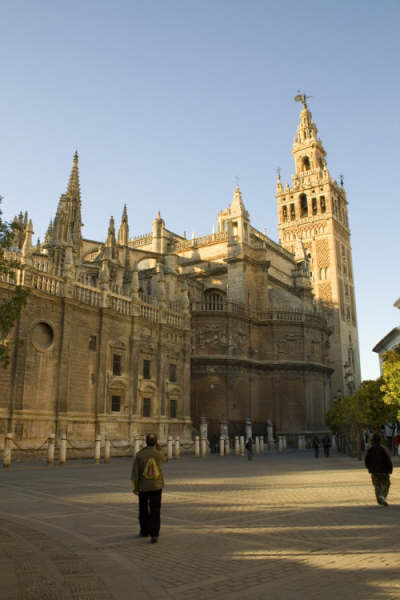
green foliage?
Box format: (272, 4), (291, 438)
(381, 344), (400, 420)
(0, 196), (29, 367)
(326, 379), (396, 433)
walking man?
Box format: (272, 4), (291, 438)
(322, 434), (331, 457)
(364, 433), (393, 507)
(131, 433), (165, 543)
(245, 438), (253, 461)
(311, 435), (320, 458)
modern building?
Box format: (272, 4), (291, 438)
(373, 298), (400, 374)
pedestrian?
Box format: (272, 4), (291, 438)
(393, 432), (400, 456)
(364, 433), (393, 507)
(245, 438), (253, 461)
(312, 435), (320, 458)
(322, 434), (331, 457)
(131, 433), (166, 543)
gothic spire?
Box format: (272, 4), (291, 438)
(106, 216), (116, 248)
(118, 205), (129, 245)
(52, 152), (83, 252)
(230, 184), (249, 219)
(67, 151), (81, 202)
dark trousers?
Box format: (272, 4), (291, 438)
(323, 446), (330, 457)
(313, 447), (319, 458)
(138, 490), (162, 538)
(371, 474), (390, 502)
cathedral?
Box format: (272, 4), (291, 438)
(0, 101), (361, 448)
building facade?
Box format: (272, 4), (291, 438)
(0, 104), (360, 447)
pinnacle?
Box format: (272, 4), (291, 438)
(67, 151), (81, 201)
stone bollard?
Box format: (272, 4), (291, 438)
(95, 434), (101, 464)
(219, 436), (225, 456)
(224, 437), (230, 456)
(194, 436), (200, 457)
(234, 436), (240, 455)
(175, 437), (180, 459)
(47, 433), (55, 466)
(104, 437), (111, 463)
(3, 433), (13, 468)
(260, 436), (265, 454)
(200, 436), (207, 457)
(331, 434), (337, 452)
(167, 436), (173, 460)
(255, 436), (260, 455)
(278, 435), (286, 452)
(239, 435), (245, 456)
(60, 433), (67, 465)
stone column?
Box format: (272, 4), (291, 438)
(60, 432), (67, 465)
(2, 433), (13, 468)
(135, 436), (142, 455)
(175, 437), (180, 459)
(167, 436), (173, 460)
(224, 437), (230, 456)
(298, 434), (306, 450)
(255, 436), (260, 455)
(260, 436), (265, 454)
(200, 416), (208, 441)
(194, 436), (200, 457)
(200, 436), (207, 457)
(47, 434), (55, 466)
(95, 434), (101, 464)
(219, 436), (225, 456)
(278, 435), (286, 452)
(104, 437), (111, 463)
(267, 420), (274, 449)
(331, 434), (337, 451)
(234, 436), (240, 455)
(239, 435), (245, 456)
(245, 418), (252, 442)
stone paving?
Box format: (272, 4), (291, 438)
(0, 450), (399, 600)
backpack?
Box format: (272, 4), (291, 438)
(143, 457), (161, 480)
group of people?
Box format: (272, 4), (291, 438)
(131, 430), (395, 544)
(311, 435), (332, 458)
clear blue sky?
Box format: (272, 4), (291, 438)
(1, 0), (399, 381)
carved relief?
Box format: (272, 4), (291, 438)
(195, 325), (228, 351)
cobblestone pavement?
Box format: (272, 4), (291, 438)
(1, 451), (400, 600)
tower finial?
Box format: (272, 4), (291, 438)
(294, 90), (312, 109)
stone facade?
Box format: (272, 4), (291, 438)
(0, 104), (360, 447)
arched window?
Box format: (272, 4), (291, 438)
(302, 156), (311, 171)
(300, 194), (308, 217)
(204, 289), (225, 310)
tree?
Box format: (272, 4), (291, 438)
(326, 379), (396, 457)
(0, 197), (29, 367)
(381, 344), (400, 420)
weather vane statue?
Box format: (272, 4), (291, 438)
(294, 90), (312, 109)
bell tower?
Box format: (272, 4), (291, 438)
(276, 95), (361, 399)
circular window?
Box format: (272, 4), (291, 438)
(32, 322), (54, 350)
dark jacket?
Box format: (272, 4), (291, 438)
(365, 443), (393, 474)
(131, 446), (165, 493)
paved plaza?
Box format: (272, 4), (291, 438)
(0, 450), (399, 600)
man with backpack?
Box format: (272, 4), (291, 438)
(131, 433), (166, 543)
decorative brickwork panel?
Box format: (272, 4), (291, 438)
(318, 281), (332, 302)
(316, 238), (329, 268)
